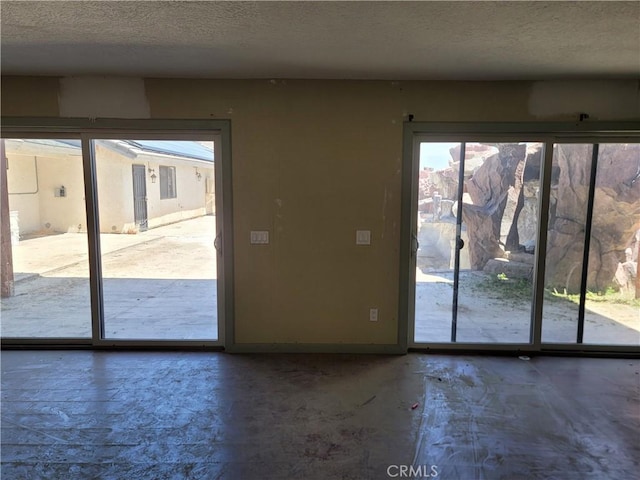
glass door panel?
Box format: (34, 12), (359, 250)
(1, 138), (91, 338)
(414, 142), (462, 342)
(542, 143), (640, 347)
(584, 143), (640, 345)
(456, 142), (542, 343)
(542, 144), (593, 343)
(93, 139), (218, 340)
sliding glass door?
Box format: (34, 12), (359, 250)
(455, 142), (543, 343)
(407, 125), (639, 353)
(414, 142), (462, 342)
(0, 120), (231, 346)
(414, 140), (541, 344)
(1, 137), (92, 339)
(543, 142), (640, 347)
(583, 143), (639, 345)
(93, 138), (218, 340)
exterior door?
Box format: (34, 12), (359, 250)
(413, 141), (464, 343)
(0, 136), (92, 339)
(0, 119), (232, 349)
(406, 125), (640, 355)
(453, 142), (541, 344)
(132, 164), (148, 232)
(412, 140), (539, 345)
(97, 140), (220, 342)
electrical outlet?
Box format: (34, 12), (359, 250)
(369, 308), (378, 322)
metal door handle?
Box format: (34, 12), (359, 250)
(411, 233), (420, 257)
(214, 233), (221, 253)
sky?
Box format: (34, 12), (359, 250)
(419, 142), (459, 170)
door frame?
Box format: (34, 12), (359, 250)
(0, 117), (234, 349)
(401, 121), (640, 355)
(131, 163), (148, 232)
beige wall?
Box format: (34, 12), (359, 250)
(2, 77), (639, 346)
(145, 80), (533, 345)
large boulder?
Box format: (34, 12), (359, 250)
(545, 144), (640, 292)
(417, 221), (463, 271)
(503, 145), (542, 251)
(461, 143), (528, 269)
(420, 142), (639, 293)
(516, 180), (540, 250)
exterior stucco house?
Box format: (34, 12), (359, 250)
(5, 138), (214, 241)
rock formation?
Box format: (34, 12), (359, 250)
(460, 143), (535, 269)
(545, 143), (640, 292)
(418, 142), (640, 294)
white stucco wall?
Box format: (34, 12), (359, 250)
(7, 154), (41, 235)
(7, 150), (86, 236)
(94, 144), (137, 233)
(6, 140), (214, 237)
(145, 157), (213, 229)
(95, 143), (214, 233)
(37, 155), (86, 233)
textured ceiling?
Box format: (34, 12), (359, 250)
(1, 1), (639, 80)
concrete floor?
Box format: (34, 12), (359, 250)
(1, 351), (638, 479)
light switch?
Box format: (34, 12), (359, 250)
(250, 230), (269, 244)
(356, 230), (371, 245)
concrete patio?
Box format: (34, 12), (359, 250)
(1, 216), (218, 340)
(415, 270), (640, 346)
